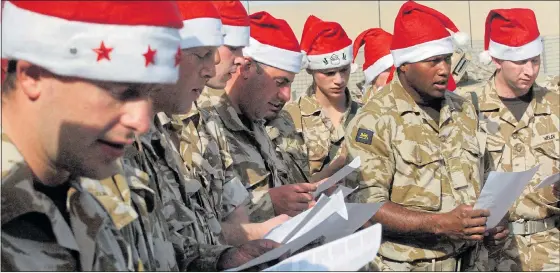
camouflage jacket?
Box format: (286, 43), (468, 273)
(122, 113), (231, 271)
(457, 77), (560, 221)
(171, 106), (250, 221)
(197, 88), (296, 222)
(82, 160), (178, 271)
(344, 80), (485, 262)
(1, 131), (136, 271)
(283, 86), (361, 175)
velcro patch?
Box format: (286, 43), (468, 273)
(355, 128), (374, 145)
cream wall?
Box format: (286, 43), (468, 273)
(246, 1), (560, 42)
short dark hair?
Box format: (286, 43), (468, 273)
(2, 60), (17, 95)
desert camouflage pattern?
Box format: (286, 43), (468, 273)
(122, 114), (231, 271)
(1, 131), (136, 271)
(282, 86), (361, 175)
(538, 74), (560, 92)
(197, 88), (297, 222)
(171, 106), (250, 221)
(344, 80), (485, 267)
(266, 107), (311, 184)
(82, 160), (178, 271)
(457, 77), (560, 271)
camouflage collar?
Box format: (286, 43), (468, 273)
(479, 76), (551, 116)
(299, 86), (353, 117)
(1, 129), (79, 251)
(391, 80), (421, 115)
(210, 88), (251, 132)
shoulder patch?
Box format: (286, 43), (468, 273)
(355, 128), (374, 145)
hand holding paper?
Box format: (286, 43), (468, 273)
(313, 156), (360, 198)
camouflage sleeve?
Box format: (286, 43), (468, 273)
(247, 192), (275, 223)
(205, 112), (251, 219)
(124, 144), (232, 272)
(344, 111), (395, 204)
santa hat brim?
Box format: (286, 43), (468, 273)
(1, 1), (181, 84)
(222, 25), (250, 47)
(488, 36), (543, 62)
(304, 44), (353, 70)
(180, 18), (224, 49)
(243, 38), (303, 73)
(363, 54), (394, 84)
(391, 36), (454, 67)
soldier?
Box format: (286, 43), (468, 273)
(457, 8), (559, 271)
(351, 28), (395, 104)
(344, 1), (494, 271)
(121, 2), (280, 271)
(1, 1), (183, 270)
(197, 11), (321, 222)
(171, 1), (289, 245)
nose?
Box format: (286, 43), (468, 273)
(437, 59), (451, 78)
(522, 60), (538, 78)
(121, 98), (153, 135)
(333, 72), (345, 86)
(278, 85), (291, 103)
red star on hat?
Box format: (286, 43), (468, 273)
(174, 47), (182, 67)
(143, 46), (157, 67)
(93, 41), (113, 62)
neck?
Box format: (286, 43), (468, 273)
(398, 73), (440, 104)
(224, 75), (242, 114)
(2, 105), (70, 186)
(314, 85), (347, 112)
(494, 71), (531, 99)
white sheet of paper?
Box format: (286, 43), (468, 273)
(313, 156), (361, 198)
(281, 191), (347, 244)
(227, 223), (327, 272)
(535, 173), (560, 190)
(263, 224), (383, 272)
(332, 184), (359, 198)
(474, 165), (539, 229)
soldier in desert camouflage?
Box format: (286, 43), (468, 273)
(344, 2), (498, 271)
(351, 28), (395, 104)
(197, 11), (323, 223)
(275, 15), (360, 180)
(1, 1), (183, 270)
(172, 1), (289, 246)
(457, 8), (560, 271)
(115, 2), (280, 271)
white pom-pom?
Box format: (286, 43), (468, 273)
(478, 50), (492, 64)
(350, 63), (358, 74)
(452, 31), (470, 46)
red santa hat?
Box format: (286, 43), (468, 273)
(390, 1), (470, 68)
(352, 28), (395, 85)
(300, 15), (353, 70)
(479, 8), (542, 64)
(212, 1), (250, 47)
(1, 1), (183, 84)
(242, 11), (303, 73)
(177, 1), (223, 49)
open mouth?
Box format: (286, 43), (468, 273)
(97, 139), (125, 149)
(433, 80), (448, 89)
(269, 102), (283, 111)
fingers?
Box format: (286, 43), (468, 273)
(291, 192), (314, 203)
(464, 216), (487, 228)
(293, 183), (318, 193)
(469, 208), (490, 218)
(491, 229), (510, 241)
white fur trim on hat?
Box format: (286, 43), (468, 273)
(391, 36), (454, 67)
(488, 36), (543, 61)
(222, 25), (250, 47)
(305, 44), (353, 70)
(363, 54), (393, 84)
(1, 1), (181, 84)
(180, 17), (224, 49)
(242, 37), (303, 73)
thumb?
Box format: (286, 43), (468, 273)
(297, 182), (318, 192)
(267, 214), (290, 226)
